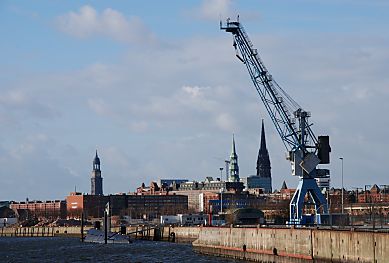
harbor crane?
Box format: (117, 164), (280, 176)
(221, 19), (331, 225)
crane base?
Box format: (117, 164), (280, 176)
(289, 177), (328, 225)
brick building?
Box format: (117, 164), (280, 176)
(125, 194), (188, 219)
(10, 200), (66, 220)
(357, 185), (389, 203)
(66, 192), (108, 219)
(66, 192), (188, 220)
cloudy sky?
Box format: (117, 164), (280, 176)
(1, 1), (388, 200)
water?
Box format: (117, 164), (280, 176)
(0, 237), (243, 263)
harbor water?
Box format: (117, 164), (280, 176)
(0, 237), (243, 263)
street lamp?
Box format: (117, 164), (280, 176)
(339, 157), (344, 214)
(220, 187), (224, 213)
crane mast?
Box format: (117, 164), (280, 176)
(221, 19), (331, 225)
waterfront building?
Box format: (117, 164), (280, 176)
(178, 177), (244, 192)
(67, 192), (110, 219)
(66, 192), (188, 220)
(91, 150), (103, 196)
(126, 194), (188, 220)
(174, 177), (244, 212)
(10, 200), (66, 220)
(229, 135), (240, 182)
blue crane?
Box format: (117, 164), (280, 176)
(221, 19), (331, 225)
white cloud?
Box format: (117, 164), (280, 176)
(56, 5), (156, 44)
(198, 0), (232, 21)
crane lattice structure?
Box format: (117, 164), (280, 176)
(221, 19), (331, 225)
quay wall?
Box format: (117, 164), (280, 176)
(190, 227), (389, 263)
(170, 226), (201, 242)
(0, 226), (93, 237)
(0, 225), (199, 241)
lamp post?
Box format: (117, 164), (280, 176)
(220, 187), (224, 213)
(219, 167), (224, 214)
(339, 157), (344, 214)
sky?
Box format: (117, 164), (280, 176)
(1, 0), (389, 200)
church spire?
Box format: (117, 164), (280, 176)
(260, 119), (267, 152)
(231, 134), (237, 157)
(256, 120), (271, 178)
(229, 134), (240, 182)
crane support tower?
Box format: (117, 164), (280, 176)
(221, 18), (331, 225)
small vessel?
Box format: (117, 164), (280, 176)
(84, 228), (131, 244)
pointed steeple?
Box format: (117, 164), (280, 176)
(256, 120), (271, 178)
(260, 119), (267, 152)
(231, 134), (237, 157)
(229, 134), (239, 182)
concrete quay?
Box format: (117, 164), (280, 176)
(191, 226), (389, 262)
(0, 226), (93, 238)
(0, 225), (200, 242)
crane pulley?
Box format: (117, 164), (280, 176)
(221, 19), (331, 224)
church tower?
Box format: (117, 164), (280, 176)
(256, 120), (272, 192)
(257, 120), (271, 178)
(91, 150), (103, 195)
(229, 135), (240, 182)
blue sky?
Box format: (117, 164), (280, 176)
(1, 0), (389, 200)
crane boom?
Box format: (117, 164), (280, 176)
(221, 19), (331, 225)
(221, 21), (316, 153)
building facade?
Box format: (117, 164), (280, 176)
(10, 200), (66, 220)
(158, 179), (189, 188)
(66, 192), (188, 220)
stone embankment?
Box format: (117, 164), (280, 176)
(0, 226), (93, 237)
(191, 226), (389, 263)
(0, 225), (200, 242)
(3, 224), (388, 262)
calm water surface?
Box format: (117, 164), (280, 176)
(0, 237), (244, 263)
